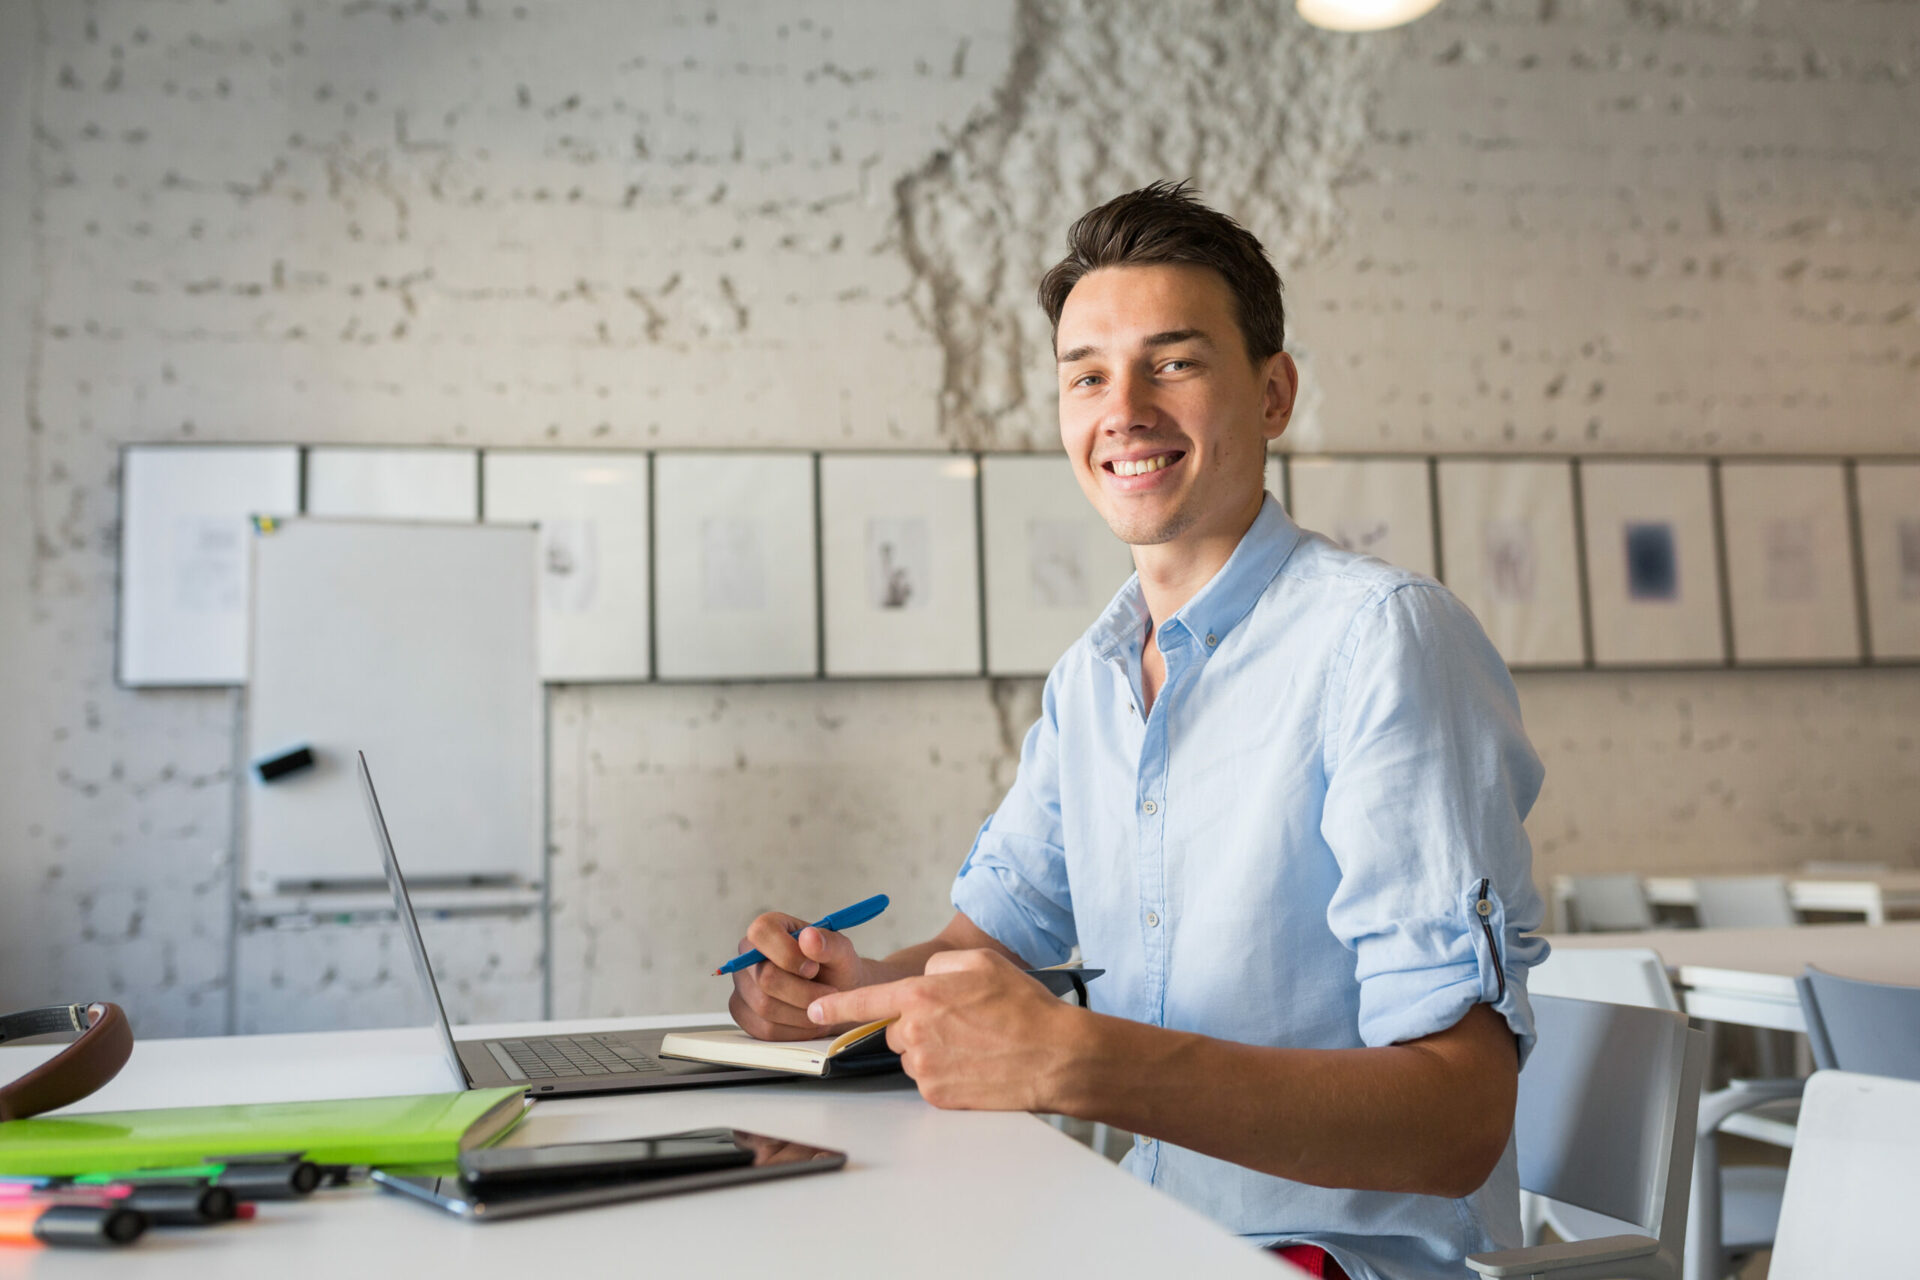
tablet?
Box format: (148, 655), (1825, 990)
(371, 1129), (846, 1221)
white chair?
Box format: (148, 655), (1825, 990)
(1562, 874), (1658, 933)
(1467, 994), (1707, 1280)
(1691, 876), (1797, 929)
(1767, 1071), (1920, 1278)
(1526, 949), (1798, 1280)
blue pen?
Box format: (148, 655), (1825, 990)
(714, 894), (890, 976)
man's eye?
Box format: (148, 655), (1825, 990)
(1161, 359), (1194, 374)
(1071, 373), (1103, 389)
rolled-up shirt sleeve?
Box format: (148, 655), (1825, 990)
(950, 669), (1077, 968)
(1320, 582), (1549, 1065)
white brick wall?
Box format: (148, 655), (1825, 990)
(2, 0), (1915, 1035)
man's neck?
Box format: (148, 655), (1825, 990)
(1132, 494), (1265, 628)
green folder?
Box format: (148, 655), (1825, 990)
(0, 1087), (527, 1177)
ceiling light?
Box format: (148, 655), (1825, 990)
(1296, 0), (1445, 33)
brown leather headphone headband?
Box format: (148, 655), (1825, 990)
(0, 1003), (134, 1122)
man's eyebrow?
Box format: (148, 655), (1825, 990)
(1142, 328), (1213, 350)
(1056, 329), (1215, 365)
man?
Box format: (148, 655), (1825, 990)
(729, 181), (1547, 1280)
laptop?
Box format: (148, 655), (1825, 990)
(358, 751), (784, 1096)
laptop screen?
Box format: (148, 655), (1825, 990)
(357, 750), (470, 1088)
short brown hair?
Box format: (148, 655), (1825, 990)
(1037, 180), (1285, 364)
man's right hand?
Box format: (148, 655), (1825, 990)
(727, 911), (874, 1041)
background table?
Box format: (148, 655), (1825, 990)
(1549, 871), (1920, 931)
(1544, 921), (1920, 1032)
(0, 1013), (1296, 1279)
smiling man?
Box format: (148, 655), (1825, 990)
(728, 181), (1548, 1280)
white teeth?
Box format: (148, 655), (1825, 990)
(1114, 455), (1172, 477)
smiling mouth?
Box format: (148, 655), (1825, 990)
(1104, 451), (1186, 478)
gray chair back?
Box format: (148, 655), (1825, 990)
(1527, 947), (1679, 1012)
(1517, 995), (1706, 1245)
(1565, 874), (1656, 932)
(1692, 876), (1796, 929)
(1795, 966), (1920, 1080)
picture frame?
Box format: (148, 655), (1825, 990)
(305, 446), (478, 521)
(821, 453), (983, 678)
(1854, 461), (1920, 662)
(482, 450), (652, 682)
(1287, 456), (1436, 578)
(1578, 460), (1726, 667)
(979, 454), (1137, 676)
(117, 444), (301, 686)
(1719, 461), (1861, 665)
(1436, 459), (1586, 668)
(653, 452), (819, 681)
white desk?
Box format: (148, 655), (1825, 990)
(0, 1014), (1296, 1279)
(1549, 871), (1920, 930)
(1545, 921), (1920, 1032)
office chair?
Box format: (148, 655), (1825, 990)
(1467, 994), (1707, 1280)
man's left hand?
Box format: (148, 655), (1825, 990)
(807, 949), (1079, 1111)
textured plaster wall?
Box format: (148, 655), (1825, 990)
(1, 0), (1916, 1036)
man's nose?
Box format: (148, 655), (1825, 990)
(1100, 370), (1156, 434)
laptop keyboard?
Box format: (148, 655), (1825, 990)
(485, 1034), (663, 1081)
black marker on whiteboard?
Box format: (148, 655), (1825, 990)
(254, 744), (316, 783)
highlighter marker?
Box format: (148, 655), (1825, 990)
(0, 1202), (148, 1248)
(0, 1183), (230, 1225)
(75, 1161), (319, 1200)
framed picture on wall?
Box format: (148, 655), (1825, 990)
(1435, 459), (1586, 668)
(1855, 461), (1920, 662)
(118, 444), (302, 686)
(1578, 460), (1726, 667)
(482, 450), (652, 682)
(1719, 461), (1861, 665)
(653, 452), (818, 681)
(1287, 456), (1436, 578)
(305, 446), (478, 521)
(980, 454), (1137, 676)
(821, 454), (983, 678)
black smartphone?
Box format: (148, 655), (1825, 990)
(376, 1129), (847, 1221)
(458, 1128), (755, 1186)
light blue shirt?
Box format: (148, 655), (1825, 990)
(951, 495), (1548, 1280)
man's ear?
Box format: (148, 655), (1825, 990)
(1262, 352), (1299, 443)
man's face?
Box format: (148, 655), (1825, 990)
(1055, 263), (1293, 550)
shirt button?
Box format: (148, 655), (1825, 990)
(1205, 633), (1217, 647)
(1145, 911), (1160, 927)
(1477, 899), (1494, 917)
(1141, 799), (1157, 815)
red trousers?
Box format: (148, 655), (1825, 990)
(1269, 1244), (1349, 1278)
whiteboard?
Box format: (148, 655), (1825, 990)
(482, 450), (651, 682)
(118, 445), (301, 686)
(245, 518), (542, 893)
(306, 447), (478, 520)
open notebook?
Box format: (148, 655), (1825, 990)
(659, 1020), (898, 1079)
(659, 966), (1103, 1079)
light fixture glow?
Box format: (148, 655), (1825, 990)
(1296, 0), (1445, 33)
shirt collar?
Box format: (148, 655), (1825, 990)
(1090, 493), (1302, 662)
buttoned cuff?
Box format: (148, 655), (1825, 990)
(1353, 885), (1545, 1068)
